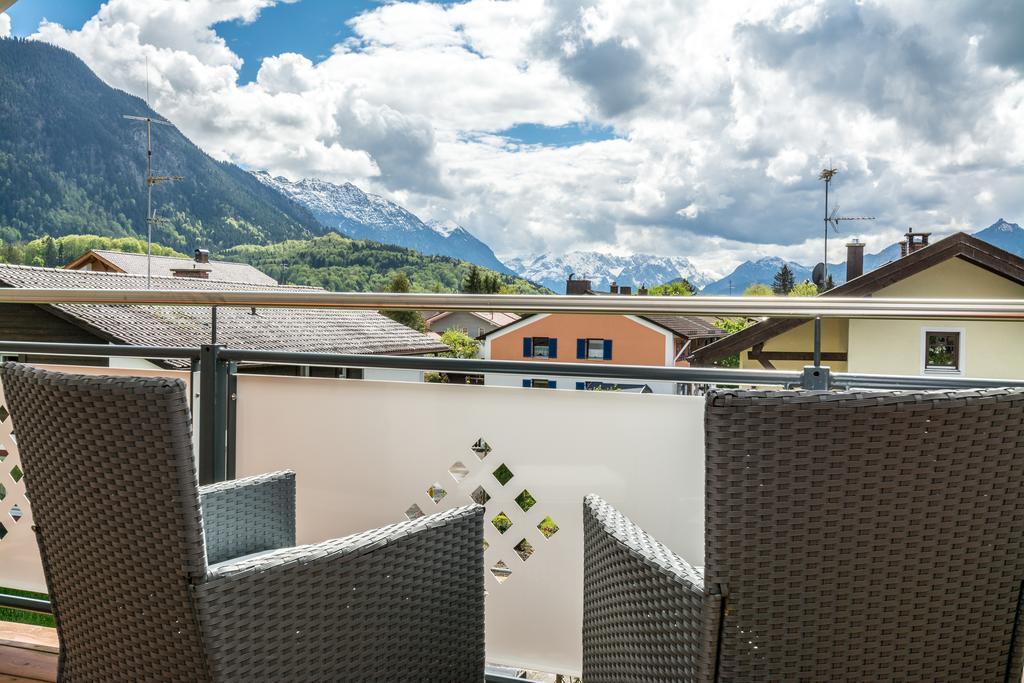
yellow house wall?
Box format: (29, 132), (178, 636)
(847, 257), (1024, 379)
(739, 318), (849, 372)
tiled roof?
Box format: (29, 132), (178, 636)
(0, 264), (446, 366)
(73, 250), (278, 285)
(642, 315), (728, 339)
(426, 311), (521, 330)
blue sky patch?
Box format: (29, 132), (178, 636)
(497, 122), (619, 148)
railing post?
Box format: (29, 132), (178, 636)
(813, 316), (822, 368)
(198, 343), (229, 485)
(225, 361), (238, 481)
(800, 364), (831, 390)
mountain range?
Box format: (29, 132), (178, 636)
(503, 252), (710, 294)
(698, 219), (1024, 294)
(0, 38), (320, 251)
(253, 172), (511, 274)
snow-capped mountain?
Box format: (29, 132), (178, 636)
(503, 252), (711, 294)
(252, 171), (512, 274)
(699, 257), (812, 295)
(972, 218), (1024, 257)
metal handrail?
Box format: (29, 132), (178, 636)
(2, 288), (1024, 319)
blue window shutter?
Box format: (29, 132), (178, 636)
(603, 339), (613, 360)
(577, 339), (586, 359)
(522, 379), (532, 388)
(576, 381), (585, 390)
(549, 338), (558, 358)
(523, 337), (532, 357)
(549, 380), (557, 389)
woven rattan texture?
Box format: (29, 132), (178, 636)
(582, 495), (706, 682)
(196, 505), (485, 681)
(200, 471), (296, 565)
(705, 389), (1024, 682)
(0, 362), (211, 681)
(2, 363), (486, 681)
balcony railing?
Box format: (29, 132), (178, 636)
(1, 290), (1023, 678)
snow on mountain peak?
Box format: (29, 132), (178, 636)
(426, 218), (462, 237)
(503, 250), (711, 294)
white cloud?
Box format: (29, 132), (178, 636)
(0, 12), (11, 38)
(26, 0), (1024, 274)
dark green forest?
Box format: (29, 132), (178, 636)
(0, 38), (322, 251)
(221, 234), (546, 293)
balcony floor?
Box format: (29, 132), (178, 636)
(0, 623), (57, 682)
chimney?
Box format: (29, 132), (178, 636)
(565, 275), (592, 295)
(904, 228), (930, 255)
(194, 248), (210, 264)
(619, 285), (633, 295)
(609, 281), (619, 294)
(845, 238), (865, 281)
(171, 267), (209, 279)
(899, 240), (908, 258)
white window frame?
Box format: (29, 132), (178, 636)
(531, 337), (550, 358)
(586, 338), (605, 360)
(920, 327), (965, 376)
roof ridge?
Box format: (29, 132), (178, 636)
(92, 249), (247, 266)
(0, 262), (321, 290)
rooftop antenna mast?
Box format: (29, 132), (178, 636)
(817, 164), (874, 287)
(123, 57), (182, 289)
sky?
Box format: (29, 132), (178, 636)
(3, 0), (1023, 276)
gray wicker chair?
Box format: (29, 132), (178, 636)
(584, 388), (1024, 682)
(0, 362), (485, 681)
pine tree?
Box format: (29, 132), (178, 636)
(462, 264), (484, 293)
(381, 272), (425, 331)
(772, 264), (795, 294)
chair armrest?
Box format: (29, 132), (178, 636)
(200, 470), (296, 565)
(583, 494), (705, 682)
(195, 505), (484, 681)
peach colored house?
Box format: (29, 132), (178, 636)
(482, 310), (725, 394)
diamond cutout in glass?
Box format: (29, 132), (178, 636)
(9, 504), (21, 523)
(427, 483), (447, 504)
(491, 511), (513, 534)
(448, 461), (469, 484)
(0, 482), (5, 501)
(9, 465), (23, 483)
(490, 560), (511, 584)
(513, 538), (535, 562)
(405, 503), (425, 521)
(482, 539), (490, 551)
(0, 405), (8, 423)
(492, 464), (514, 486)
(470, 485), (491, 506)
(514, 489), (536, 513)
(471, 438), (492, 460)
(538, 516), (560, 539)
(0, 445), (7, 462)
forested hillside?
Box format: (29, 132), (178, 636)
(0, 38), (322, 250)
(222, 234), (546, 293)
(0, 233), (185, 267)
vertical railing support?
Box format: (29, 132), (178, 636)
(813, 316), (822, 368)
(198, 343), (229, 485)
(800, 364), (831, 390)
(225, 361), (238, 481)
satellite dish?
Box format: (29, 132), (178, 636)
(812, 262), (825, 287)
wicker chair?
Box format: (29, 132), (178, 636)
(584, 388), (1024, 682)
(0, 362), (485, 681)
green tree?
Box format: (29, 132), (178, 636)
(713, 317), (754, 368)
(789, 281), (818, 296)
(818, 274), (835, 293)
(772, 264), (795, 294)
(438, 328), (480, 359)
(42, 236), (58, 267)
(743, 283), (774, 296)
(462, 264), (484, 293)
(648, 280), (694, 296)
(380, 272), (425, 331)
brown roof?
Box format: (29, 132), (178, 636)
(0, 264), (447, 366)
(66, 250), (278, 286)
(692, 232), (1024, 364)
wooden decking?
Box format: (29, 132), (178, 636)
(0, 623), (57, 682)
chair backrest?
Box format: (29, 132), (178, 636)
(0, 363), (211, 680)
(704, 389), (1024, 681)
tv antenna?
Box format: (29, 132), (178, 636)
(123, 57), (183, 288)
(817, 166), (874, 286)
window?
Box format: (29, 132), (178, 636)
(523, 379), (556, 389)
(523, 337), (557, 358)
(576, 338), (613, 360)
(924, 330), (962, 373)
